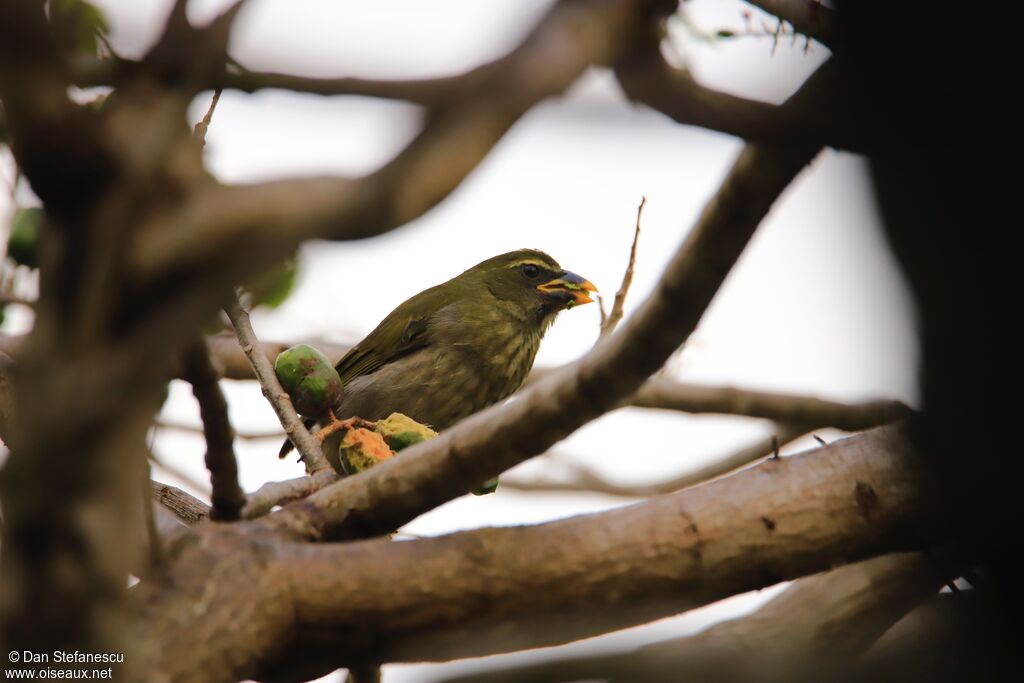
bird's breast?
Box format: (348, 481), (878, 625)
(334, 322), (540, 432)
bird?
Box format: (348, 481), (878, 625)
(280, 248), (597, 471)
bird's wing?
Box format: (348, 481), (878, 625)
(333, 296), (441, 383)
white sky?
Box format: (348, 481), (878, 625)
(0, 1), (919, 681)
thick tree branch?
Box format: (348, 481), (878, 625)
(181, 339), (245, 521)
(132, 425), (936, 683)
(224, 293), (330, 473)
(615, 43), (860, 151)
(250, 425), (938, 674)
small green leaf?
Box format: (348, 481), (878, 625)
(246, 259), (298, 309)
(472, 478), (499, 496)
(716, 29), (736, 39)
(53, 0), (111, 56)
(8, 207), (44, 268)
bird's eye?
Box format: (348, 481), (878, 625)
(521, 264), (541, 279)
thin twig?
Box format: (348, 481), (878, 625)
(181, 338), (246, 521)
(193, 88), (223, 148)
(625, 378), (912, 431)
(500, 423), (811, 497)
(224, 291), (330, 473)
(241, 469), (337, 519)
(155, 417), (284, 441)
(599, 196), (644, 338)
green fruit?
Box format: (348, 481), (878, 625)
(274, 344), (343, 417)
(8, 207), (44, 268)
(375, 412), (437, 451)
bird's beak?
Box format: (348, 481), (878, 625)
(536, 270), (598, 307)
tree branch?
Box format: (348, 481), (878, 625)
(240, 469), (337, 520)
(500, 422), (811, 496)
(252, 425), (938, 674)
(626, 379), (911, 429)
(599, 196), (644, 338)
(181, 339), (245, 521)
(614, 45), (860, 151)
(223, 293), (330, 474)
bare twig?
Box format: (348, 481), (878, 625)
(500, 423), (810, 497)
(241, 469), (337, 520)
(599, 196), (644, 338)
(193, 88), (223, 148)
(503, 385), (911, 498)
(155, 417), (284, 441)
(223, 292), (330, 473)
(181, 339), (245, 521)
(625, 379), (911, 430)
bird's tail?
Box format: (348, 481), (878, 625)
(278, 418), (317, 459)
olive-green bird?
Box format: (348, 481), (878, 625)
(280, 249), (596, 467)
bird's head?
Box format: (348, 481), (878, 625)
(458, 248), (598, 323)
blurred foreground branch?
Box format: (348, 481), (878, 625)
(181, 339), (245, 521)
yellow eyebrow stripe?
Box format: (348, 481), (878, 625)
(505, 259), (551, 270)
